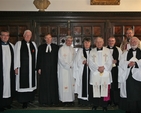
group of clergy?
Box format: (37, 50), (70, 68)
(0, 29), (38, 112)
(0, 28), (141, 113)
(73, 28), (141, 113)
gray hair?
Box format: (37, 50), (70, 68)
(23, 30), (32, 36)
(130, 36), (140, 43)
(66, 35), (73, 41)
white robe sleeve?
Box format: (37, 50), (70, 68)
(73, 49), (81, 79)
(103, 49), (113, 71)
(132, 59), (141, 81)
(73, 49), (84, 85)
(14, 41), (21, 70)
(58, 47), (71, 70)
(88, 50), (98, 72)
(70, 48), (76, 68)
(117, 47), (122, 60)
(9, 43), (14, 49)
(118, 51), (130, 83)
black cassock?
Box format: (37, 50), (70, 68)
(37, 43), (59, 105)
(0, 40), (15, 108)
(107, 46), (120, 105)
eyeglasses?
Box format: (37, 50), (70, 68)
(1, 35), (9, 37)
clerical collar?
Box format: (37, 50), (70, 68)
(85, 48), (91, 51)
(107, 45), (115, 49)
(131, 48), (137, 51)
(109, 46), (114, 49)
(47, 43), (51, 45)
(127, 38), (130, 42)
(97, 47), (103, 51)
(1, 41), (8, 45)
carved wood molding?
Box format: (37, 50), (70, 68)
(91, 0), (120, 5)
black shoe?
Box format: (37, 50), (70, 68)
(92, 106), (97, 110)
(22, 102), (28, 109)
(103, 107), (107, 112)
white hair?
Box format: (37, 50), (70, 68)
(66, 35), (73, 41)
(23, 30), (32, 36)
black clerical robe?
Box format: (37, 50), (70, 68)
(107, 46), (122, 104)
(37, 43), (59, 105)
(0, 40), (15, 107)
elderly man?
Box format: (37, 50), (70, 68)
(88, 37), (112, 111)
(119, 37), (141, 113)
(58, 36), (76, 106)
(0, 30), (15, 112)
(107, 36), (122, 106)
(73, 37), (92, 106)
(120, 28), (141, 51)
(14, 30), (37, 109)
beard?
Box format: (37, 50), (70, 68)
(131, 45), (138, 49)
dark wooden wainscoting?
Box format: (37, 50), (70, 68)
(0, 12), (141, 47)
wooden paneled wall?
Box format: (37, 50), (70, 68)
(0, 12), (141, 47)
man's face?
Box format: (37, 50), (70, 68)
(83, 41), (91, 49)
(44, 34), (52, 44)
(108, 38), (116, 47)
(0, 32), (10, 43)
(95, 38), (104, 48)
(126, 30), (134, 40)
(66, 38), (73, 46)
(130, 38), (138, 47)
(24, 31), (32, 42)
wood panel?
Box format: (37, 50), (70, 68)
(35, 22), (68, 46)
(71, 22), (104, 48)
(111, 21), (141, 47)
(0, 12), (141, 47)
(0, 21), (31, 45)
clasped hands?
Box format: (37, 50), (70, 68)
(98, 66), (105, 73)
(82, 60), (88, 66)
(128, 61), (135, 67)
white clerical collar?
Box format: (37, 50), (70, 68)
(46, 44), (52, 52)
(110, 46), (113, 49)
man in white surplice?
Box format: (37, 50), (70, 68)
(58, 36), (76, 104)
(0, 30), (15, 112)
(14, 30), (37, 109)
(88, 37), (112, 111)
(73, 37), (91, 106)
(118, 37), (141, 113)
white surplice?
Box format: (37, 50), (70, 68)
(88, 47), (112, 98)
(2, 43), (14, 98)
(73, 48), (90, 100)
(58, 44), (76, 102)
(14, 41), (37, 92)
(118, 50), (141, 98)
